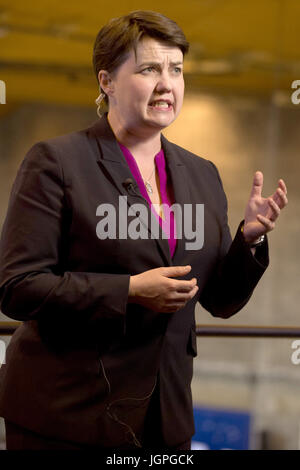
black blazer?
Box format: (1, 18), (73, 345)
(0, 114), (269, 448)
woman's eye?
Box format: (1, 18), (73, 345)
(141, 66), (182, 74)
(142, 67), (155, 73)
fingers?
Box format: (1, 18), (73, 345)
(161, 271), (198, 312)
(163, 285), (199, 312)
(261, 183), (288, 230)
(176, 277), (197, 292)
(273, 186), (288, 209)
(257, 214), (275, 231)
(279, 178), (287, 195)
(250, 171), (263, 198)
(167, 279), (198, 312)
(161, 265), (191, 278)
(271, 178), (288, 208)
(172, 284), (199, 301)
(160, 265), (197, 291)
(267, 197), (280, 222)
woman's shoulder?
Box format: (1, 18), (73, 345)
(31, 126), (91, 155)
(22, 124), (96, 172)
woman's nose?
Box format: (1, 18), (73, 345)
(155, 72), (172, 93)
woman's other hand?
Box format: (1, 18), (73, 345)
(128, 265), (198, 313)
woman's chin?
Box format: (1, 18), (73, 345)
(145, 111), (175, 128)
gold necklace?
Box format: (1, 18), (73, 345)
(143, 165), (155, 194)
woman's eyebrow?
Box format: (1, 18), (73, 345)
(137, 61), (183, 67)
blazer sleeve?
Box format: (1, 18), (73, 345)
(0, 142), (130, 328)
(199, 161), (269, 319)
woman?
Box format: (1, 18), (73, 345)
(0, 11), (287, 450)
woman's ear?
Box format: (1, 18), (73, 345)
(98, 70), (114, 97)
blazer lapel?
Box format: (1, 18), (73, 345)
(161, 134), (192, 264)
(89, 115), (172, 266)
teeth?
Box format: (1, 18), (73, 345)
(152, 101), (169, 108)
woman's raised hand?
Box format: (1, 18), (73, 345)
(128, 265), (198, 313)
(243, 171), (288, 243)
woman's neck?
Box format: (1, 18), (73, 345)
(107, 112), (162, 163)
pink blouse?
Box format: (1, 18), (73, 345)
(118, 143), (177, 258)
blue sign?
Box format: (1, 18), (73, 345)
(192, 406), (251, 450)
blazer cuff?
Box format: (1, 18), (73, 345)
(84, 274), (130, 339)
(91, 272), (130, 313)
(236, 220), (269, 271)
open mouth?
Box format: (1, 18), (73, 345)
(148, 100), (173, 111)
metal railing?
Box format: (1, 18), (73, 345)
(1, 321), (300, 338)
(195, 325), (300, 338)
(0, 321), (21, 335)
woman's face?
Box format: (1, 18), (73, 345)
(101, 36), (185, 134)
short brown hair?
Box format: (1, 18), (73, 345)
(93, 10), (189, 94)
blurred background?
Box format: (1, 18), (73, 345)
(0, 0), (299, 450)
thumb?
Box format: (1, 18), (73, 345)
(160, 265), (192, 278)
(249, 171), (263, 198)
